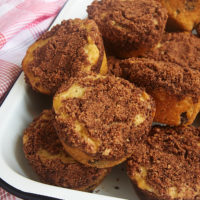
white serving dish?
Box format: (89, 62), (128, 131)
(0, 0), (139, 199)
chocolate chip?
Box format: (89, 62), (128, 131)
(181, 112), (188, 124)
(176, 9), (181, 14)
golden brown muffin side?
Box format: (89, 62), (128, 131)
(157, 0), (200, 31)
(150, 88), (200, 126)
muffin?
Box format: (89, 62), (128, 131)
(120, 58), (200, 126)
(22, 19), (107, 95)
(87, 0), (167, 58)
(23, 109), (110, 191)
(127, 125), (200, 200)
(157, 0), (200, 31)
(53, 74), (155, 168)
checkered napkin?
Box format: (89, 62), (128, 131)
(0, 0), (66, 199)
(0, 0), (67, 104)
(0, 189), (21, 200)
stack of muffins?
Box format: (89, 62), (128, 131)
(22, 0), (200, 199)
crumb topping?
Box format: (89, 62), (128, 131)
(120, 58), (200, 101)
(107, 56), (123, 77)
(54, 75), (155, 160)
(142, 32), (200, 72)
(87, 0), (167, 50)
(127, 125), (200, 199)
(23, 110), (109, 189)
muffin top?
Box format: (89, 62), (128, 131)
(22, 18), (105, 95)
(142, 32), (200, 72)
(127, 125), (200, 199)
(53, 74), (155, 161)
(87, 0), (167, 50)
(120, 58), (200, 101)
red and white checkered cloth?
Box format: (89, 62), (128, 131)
(0, 0), (67, 199)
(0, 189), (21, 200)
(0, 0), (67, 104)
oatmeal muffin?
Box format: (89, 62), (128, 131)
(23, 109), (110, 191)
(22, 19), (107, 95)
(53, 74), (155, 168)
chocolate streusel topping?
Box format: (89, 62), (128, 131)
(23, 18), (104, 94)
(23, 110), (110, 190)
(87, 0), (167, 52)
(120, 58), (200, 101)
(127, 125), (200, 199)
(142, 32), (200, 72)
(107, 56), (123, 77)
(23, 110), (62, 156)
(53, 75), (155, 161)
